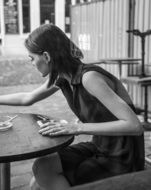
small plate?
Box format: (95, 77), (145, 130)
(0, 122), (13, 131)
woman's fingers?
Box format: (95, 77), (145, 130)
(39, 124), (62, 134)
(39, 121), (55, 128)
(48, 129), (68, 136)
(39, 125), (54, 132)
(38, 121), (77, 136)
(39, 125), (69, 136)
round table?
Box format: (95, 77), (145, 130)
(0, 113), (74, 190)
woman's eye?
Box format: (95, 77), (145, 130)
(28, 56), (33, 62)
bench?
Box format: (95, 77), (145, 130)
(68, 169), (151, 190)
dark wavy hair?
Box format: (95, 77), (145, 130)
(24, 24), (83, 87)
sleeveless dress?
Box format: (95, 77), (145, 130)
(56, 63), (144, 186)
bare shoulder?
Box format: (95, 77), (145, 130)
(82, 70), (106, 87)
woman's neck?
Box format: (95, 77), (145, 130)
(60, 73), (72, 83)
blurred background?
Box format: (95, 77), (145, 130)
(1, 1), (151, 189)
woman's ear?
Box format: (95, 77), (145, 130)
(43, 51), (51, 63)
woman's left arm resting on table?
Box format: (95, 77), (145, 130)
(39, 71), (143, 137)
(77, 71), (143, 136)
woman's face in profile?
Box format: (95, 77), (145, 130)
(28, 51), (50, 77)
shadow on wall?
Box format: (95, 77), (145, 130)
(0, 57), (45, 86)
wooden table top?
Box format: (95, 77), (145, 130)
(0, 113), (74, 163)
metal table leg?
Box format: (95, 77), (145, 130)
(0, 163), (10, 190)
(142, 85), (151, 130)
(144, 86), (148, 122)
(118, 61), (122, 79)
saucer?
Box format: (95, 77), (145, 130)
(0, 122), (13, 131)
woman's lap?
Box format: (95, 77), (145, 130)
(58, 142), (118, 186)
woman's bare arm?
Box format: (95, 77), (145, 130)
(0, 79), (59, 106)
(78, 71), (143, 136)
(39, 71), (143, 137)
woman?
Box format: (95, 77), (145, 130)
(0, 24), (144, 190)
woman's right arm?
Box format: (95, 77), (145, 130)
(0, 79), (59, 106)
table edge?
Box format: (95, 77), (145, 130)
(0, 136), (74, 163)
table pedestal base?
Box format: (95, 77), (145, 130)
(0, 163), (10, 190)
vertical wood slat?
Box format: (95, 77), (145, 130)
(91, 3), (98, 61)
(103, 0), (109, 71)
(98, 1), (104, 60)
(144, 0), (150, 65)
(147, 0), (151, 64)
(114, 0), (118, 58)
(149, 1), (151, 64)
(102, 1), (106, 59)
(110, 0), (116, 75)
(95, 2), (100, 62)
(81, 4), (87, 61)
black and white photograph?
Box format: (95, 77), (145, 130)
(0, 0), (151, 190)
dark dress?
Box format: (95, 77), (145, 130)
(56, 63), (144, 186)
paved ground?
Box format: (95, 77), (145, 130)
(0, 84), (151, 190)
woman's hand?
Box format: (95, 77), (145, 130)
(38, 121), (80, 136)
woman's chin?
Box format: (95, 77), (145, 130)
(41, 73), (48, 78)
(40, 73), (45, 77)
